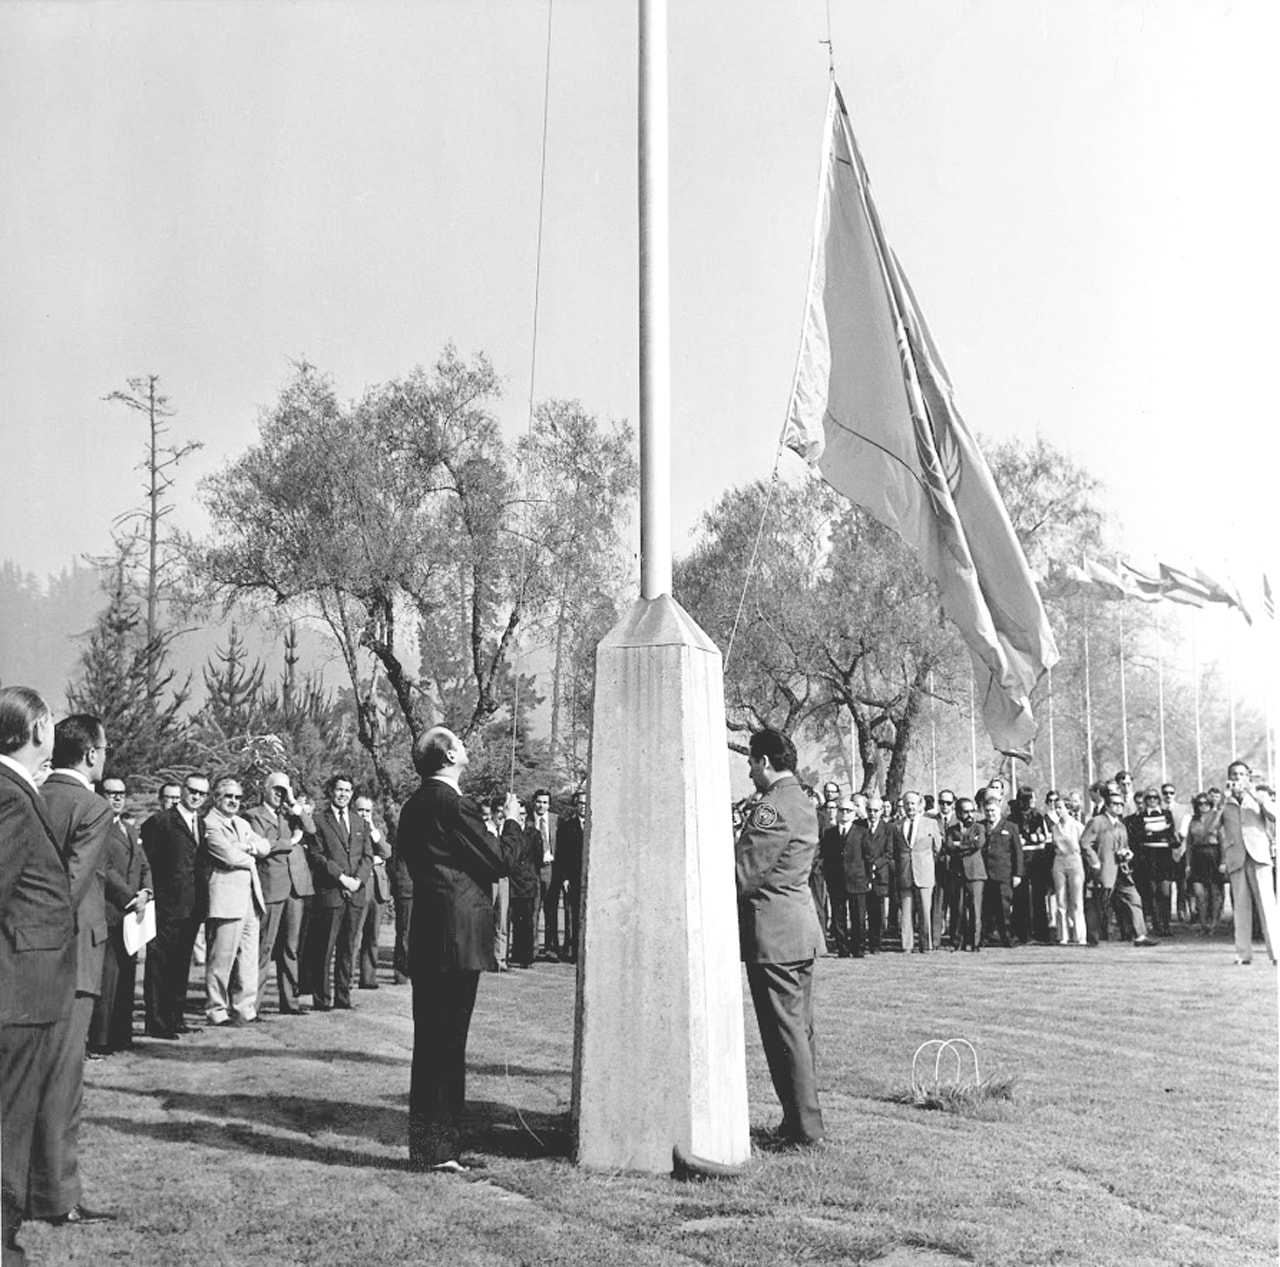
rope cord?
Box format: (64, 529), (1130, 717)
(509, 0), (556, 789)
(498, 0), (556, 1157)
(723, 451), (783, 674)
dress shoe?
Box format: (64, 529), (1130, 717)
(144, 1027), (180, 1041)
(1133, 936), (1159, 947)
(334, 1001), (355, 1011)
(174, 1023), (202, 1035)
(312, 1001), (333, 1012)
(421, 1156), (486, 1174)
(213, 1016), (248, 1028)
(358, 983), (379, 990)
(44, 1205), (117, 1226)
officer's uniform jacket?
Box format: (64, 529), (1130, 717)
(735, 773), (824, 963)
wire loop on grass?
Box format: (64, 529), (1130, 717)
(911, 1037), (980, 1099)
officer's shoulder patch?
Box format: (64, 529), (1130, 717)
(751, 802), (779, 830)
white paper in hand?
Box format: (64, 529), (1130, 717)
(122, 901), (157, 957)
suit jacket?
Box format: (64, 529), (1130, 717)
(396, 777), (516, 973)
(368, 827), (393, 902)
(735, 774), (824, 963)
(839, 823), (873, 896)
(892, 815), (940, 889)
(245, 802), (311, 904)
(942, 821), (987, 882)
(306, 805), (376, 908)
(552, 814), (584, 887)
(102, 817), (152, 926)
(983, 819), (1024, 884)
(141, 806), (206, 922)
(1215, 795), (1275, 874)
(0, 761), (76, 1025)
(530, 810), (558, 870)
(1080, 813), (1130, 889)
(202, 810), (268, 918)
(508, 823), (541, 900)
(856, 821), (894, 894)
(818, 825), (847, 897)
(42, 770), (114, 996)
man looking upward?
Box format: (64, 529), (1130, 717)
(396, 727), (521, 1172)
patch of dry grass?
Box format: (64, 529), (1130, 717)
(15, 925), (1278, 1267)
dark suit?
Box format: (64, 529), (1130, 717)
(304, 805), (375, 1008)
(40, 771), (114, 1218)
(397, 777), (515, 1167)
(982, 819), (1023, 946)
(89, 817), (152, 1052)
(857, 820), (894, 950)
(0, 761), (77, 1232)
(736, 774), (826, 1146)
(551, 813), (584, 960)
(141, 807), (206, 1035)
(818, 825), (850, 954)
(838, 821), (873, 955)
(358, 829), (393, 988)
(509, 824), (541, 967)
(388, 842), (414, 984)
(528, 810), (559, 951)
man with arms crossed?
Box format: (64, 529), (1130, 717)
(736, 727), (825, 1149)
(397, 727), (522, 1172)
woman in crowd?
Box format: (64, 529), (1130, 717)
(1127, 787), (1181, 937)
(1047, 790), (1087, 945)
(1183, 793), (1224, 934)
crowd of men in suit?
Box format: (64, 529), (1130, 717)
(0, 684), (589, 1256)
(792, 764), (1277, 964)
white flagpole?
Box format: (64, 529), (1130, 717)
(928, 670), (938, 801)
(1191, 608), (1203, 791)
(1047, 665), (1057, 790)
(969, 662), (979, 794)
(1156, 607), (1167, 782)
(1118, 601), (1130, 772)
(1083, 613), (1095, 791)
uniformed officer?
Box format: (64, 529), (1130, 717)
(735, 727), (826, 1148)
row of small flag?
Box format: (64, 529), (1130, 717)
(1048, 558), (1273, 625)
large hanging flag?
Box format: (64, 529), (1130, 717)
(782, 82), (1058, 755)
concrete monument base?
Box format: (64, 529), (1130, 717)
(572, 594), (750, 1172)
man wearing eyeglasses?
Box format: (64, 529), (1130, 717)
(142, 773), (211, 1040)
(88, 777), (152, 1056)
(202, 778), (270, 1026)
(819, 799), (856, 956)
(246, 773), (317, 1015)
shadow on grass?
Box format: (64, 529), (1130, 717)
(89, 1089), (572, 1168)
(119, 1043), (410, 1066)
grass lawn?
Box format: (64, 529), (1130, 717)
(18, 928), (1277, 1267)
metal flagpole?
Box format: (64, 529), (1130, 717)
(1226, 626), (1237, 759)
(1083, 614), (1095, 791)
(1156, 607), (1167, 782)
(928, 670), (938, 801)
(1118, 602), (1130, 771)
(1047, 665), (1057, 790)
(1191, 608), (1203, 791)
(969, 662), (979, 793)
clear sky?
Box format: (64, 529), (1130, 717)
(2, 0), (1275, 606)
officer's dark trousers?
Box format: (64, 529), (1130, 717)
(746, 960), (824, 1144)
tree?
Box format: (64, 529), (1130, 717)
(65, 549), (191, 781)
(192, 349), (637, 809)
(104, 375), (202, 704)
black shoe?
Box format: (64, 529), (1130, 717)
(358, 983), (379, 990)
(174, 1023), (203, 1035)
(43, 1206), (117, 1226)
(144, 1027), (180, 1041)
(312, 1001), (333, 1011)
(334, 1001), (355, 1010)
(213, 1016), (248, 1028)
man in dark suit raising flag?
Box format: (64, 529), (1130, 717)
(396, 727), (522, 1173)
